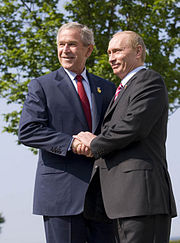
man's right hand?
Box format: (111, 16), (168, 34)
(71, 138), (93, 157)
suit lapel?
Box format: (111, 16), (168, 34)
(56, 68), (89, 129)
(103, 74), (136, 121)
(87, 72), (103, 133)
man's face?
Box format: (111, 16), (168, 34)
(57, 28), (93, 74)
(107, 33), (141, 79)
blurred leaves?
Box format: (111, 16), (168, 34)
(65, 0), (180, 111)
(0, 213), (5, 233)
(0, 0), (179, 143)
(0, 0), (64, 137)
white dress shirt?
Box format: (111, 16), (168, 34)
(121, 66), (146, 87)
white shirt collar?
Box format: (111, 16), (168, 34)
(121, 66), (146, 87)
(63, 68), (89, 84)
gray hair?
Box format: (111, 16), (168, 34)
(57, 22), (95, 46)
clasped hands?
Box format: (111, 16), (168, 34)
(71, 132), (97, 157)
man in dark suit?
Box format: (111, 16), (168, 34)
(74, 30), (177, 243)
(18, 22), (116, 243)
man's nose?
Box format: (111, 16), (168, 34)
(109, 53), (115, 62)
(63, 44), (70, 52)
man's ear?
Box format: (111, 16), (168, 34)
(86, 44), (94, 57)
(136, 45), (143, 59)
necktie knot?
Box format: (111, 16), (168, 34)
(76, 75), (83, 82)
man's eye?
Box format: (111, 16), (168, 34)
(69, 43), (76, 46)
(115, 49), (122, 53)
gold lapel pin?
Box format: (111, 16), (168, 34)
(97, 87), (102, 93)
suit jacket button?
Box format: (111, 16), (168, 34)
(95, 165), (98, 169)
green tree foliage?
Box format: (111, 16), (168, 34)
(65, 0), (180, 107)
(0, 0), (179, 137)
(0, 213), (5, 233)
(0, 0), (64, 136)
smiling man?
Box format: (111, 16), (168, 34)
(57, 26), (92, 74)
(75, 31), (177, 243)
(18, 22), (116, 243)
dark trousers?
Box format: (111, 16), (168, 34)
(114, 214), (171, 243)
(84, 170), (172, 243)
(43, 213), (116, 243)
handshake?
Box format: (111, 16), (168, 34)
(72, 132), (97, 157)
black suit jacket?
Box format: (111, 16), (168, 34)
(89, 68), (177, 219)
(18, 67), (116, 216)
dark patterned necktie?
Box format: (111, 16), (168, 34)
(114, 83), (123, 101)
(76, 75), (92, 131)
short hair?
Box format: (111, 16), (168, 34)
(57, 22), (95, 46)
(113, 31), (146, 62)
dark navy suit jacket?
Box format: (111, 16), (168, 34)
(18, 67), (116, 216)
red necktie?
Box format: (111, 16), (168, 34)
(76, 75), (92, 131)
(114, 83), (123, 101)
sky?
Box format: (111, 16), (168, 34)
(0, 98), (180, 243)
